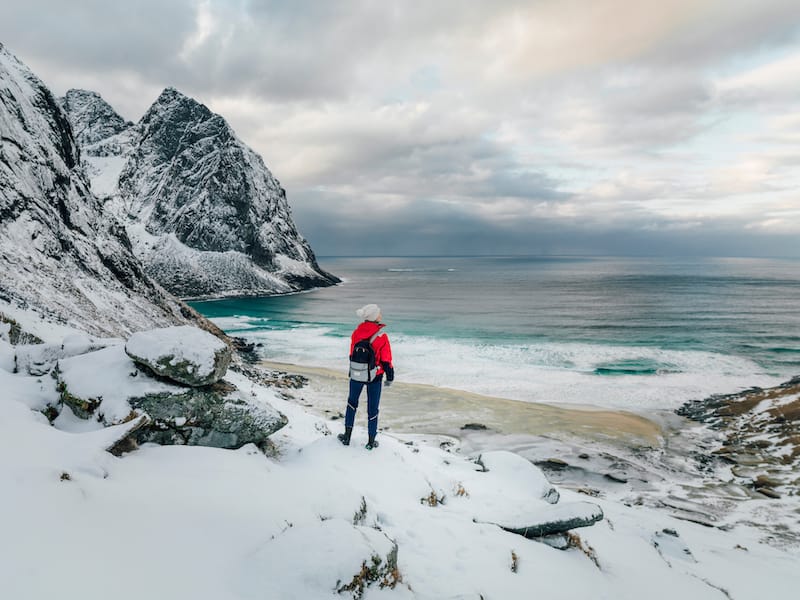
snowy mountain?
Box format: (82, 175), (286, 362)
(62, 87), (339, 299)
(59, 89), (132, 147)
(0, 43), (198, 337)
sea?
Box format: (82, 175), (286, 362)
(190, 256), (800, 412)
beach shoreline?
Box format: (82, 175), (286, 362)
(259, 359), (665, 449)
(259, 359), (800, 547)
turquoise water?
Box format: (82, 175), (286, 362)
(191, 256), (800, 409)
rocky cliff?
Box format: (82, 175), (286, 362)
(0, 43), (196, 337)
(60, 88), (131, 147)
(62, 87), (338, 299)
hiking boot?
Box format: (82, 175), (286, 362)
(338, 427), (352, 446)
(365, 438), (379, 450)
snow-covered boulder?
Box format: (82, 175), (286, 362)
(57, 344), (286, 450)
(16, 344), (66, 376)
(16, 336), (107, 376)
(61, 332), (96, 356)
(474, 451), (560, 504)
(125, 326), (232, 387)
(457, 451), (603, 539)
(57, 345), (175, 421)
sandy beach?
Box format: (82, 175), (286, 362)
(260, 360), (663, 449)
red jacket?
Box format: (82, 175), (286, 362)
(350, 321), (393, 379)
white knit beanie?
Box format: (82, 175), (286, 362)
(356, 304), (381, 322)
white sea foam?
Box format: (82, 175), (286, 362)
(210, 315), (269, 331)
(224, 323), (783, 412)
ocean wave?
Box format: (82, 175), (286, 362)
(209, 315), (270, 331)
(234, 325), (782, 411)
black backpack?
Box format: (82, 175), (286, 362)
(349, 331), (381, 382)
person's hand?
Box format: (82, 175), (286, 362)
(384, 379), (393, 387)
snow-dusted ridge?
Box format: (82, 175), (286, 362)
(61, 86), (339, 299)
(0, 43), (203, 337)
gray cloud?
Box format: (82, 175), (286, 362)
(295, 188), (799, 258)
(2, 0), (800, 257)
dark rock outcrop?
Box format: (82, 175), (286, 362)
(128, 383), (287, 451)
(0, 313), (44, 345)
(486, 501), (604, 538)
(677, 376), (800, 499)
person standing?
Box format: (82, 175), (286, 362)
(338, 304), (394, 450)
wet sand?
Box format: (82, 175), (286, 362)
(260, 361), (663, 448)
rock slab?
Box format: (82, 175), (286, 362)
(128, 384), (287, 451)
(125, 326), (232, 386)
(484, 501), (604, 538)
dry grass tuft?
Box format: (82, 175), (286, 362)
(566, 532), (600, 569)
(420, 491), (446, 507)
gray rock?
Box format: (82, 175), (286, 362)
(129, 382), (287, 451)
(461, 423), (488, 430)
(125, 326), (232, 387)
(604, 471), (628, 483)
(756, 487), (781, 499)
(485, 501), (604, 538)
(543, 486), (560, 504)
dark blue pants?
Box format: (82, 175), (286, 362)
(345, 378), (382, 439)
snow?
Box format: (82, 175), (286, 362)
(0, 300), (91, 344)
(84, 154), (127, 196)
(0, 367), (58, 412)
(130, 231), (295, 299)
(0, 339), (14, 372)
(1, 309), (798, 599)
(125, 325), (227, 378)
(58, 344), (180, 424)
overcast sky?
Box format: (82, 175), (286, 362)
(2, 0), (800, 257)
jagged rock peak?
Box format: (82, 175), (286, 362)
(60, 89), (131, 146)
(114, 85), (339, 298)
(154, 86), (201, 105)
(145, 86), (213, 120)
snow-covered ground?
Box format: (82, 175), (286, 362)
(1, 313), (798, 599)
